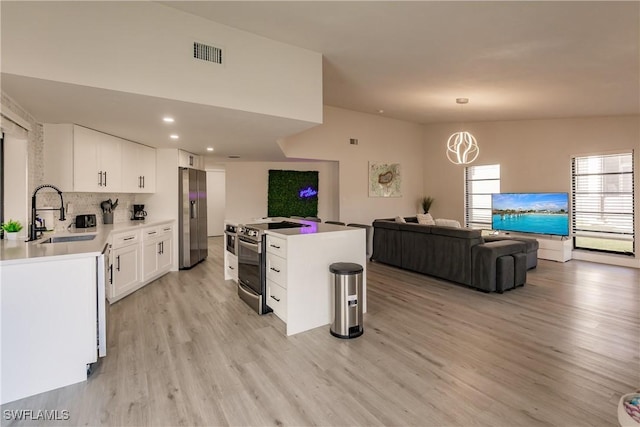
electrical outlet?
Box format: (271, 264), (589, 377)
(66, 202), (74, 214)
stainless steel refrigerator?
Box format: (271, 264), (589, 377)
(179, 168), (208, 269)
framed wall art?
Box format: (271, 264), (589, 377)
(369, 162), (402, 197)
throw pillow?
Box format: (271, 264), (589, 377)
(394, 216), (406, 223)
(416, 213), (435, 225)
(435, 218), (461, 228)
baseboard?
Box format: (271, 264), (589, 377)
(571, 250), (640, 269)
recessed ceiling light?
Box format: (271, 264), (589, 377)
(206, 147), (214, 152)
(163, 117), (175, 123)
(170, 134), (179, 140)
(377, 109), (384, 114)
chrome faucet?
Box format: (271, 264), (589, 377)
(30, 184), (65, 241)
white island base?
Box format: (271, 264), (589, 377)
(1, 256), (99, 404)
(263, 224), (367, 336)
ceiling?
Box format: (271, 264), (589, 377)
(2, 1), (639, 160)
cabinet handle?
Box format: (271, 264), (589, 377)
(270, 244), (281, 249)
(270, 267), (280, 273)
(229, 265), (234, 270)
(138, 176), (142, 188)
(116, 255), (120, 271)
(104, 171), (107, 186)
(163, 228), (171, 232)
(98, 171), (103, 186)
(142, 176), (145, 188)
(124, 236), (135, 241)
(109, 264), (113, 284)
(148, 231), (157, 235)
(158, 242), (162, 255)
(270, 295), (281, 302)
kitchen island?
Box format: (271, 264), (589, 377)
(227, 219), (367, 336)
(0, 219), (173, 404)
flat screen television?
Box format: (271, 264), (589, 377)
(491, 192), (570, 236)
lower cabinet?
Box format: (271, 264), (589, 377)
(109, 230), (142, 303)
(142, 225), (173, 282)
(112, 243), (141, 297)
(224, 251), (238, 282)
(108, 221), (174, 304)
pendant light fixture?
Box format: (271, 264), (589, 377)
(446, 98), (479, 165)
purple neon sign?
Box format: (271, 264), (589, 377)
(299, 187), (318, 198)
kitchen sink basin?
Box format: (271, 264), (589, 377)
(40, 235), (97, 244)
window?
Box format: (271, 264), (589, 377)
(465, 164), (500, 229)
(572, 152), (635, 255)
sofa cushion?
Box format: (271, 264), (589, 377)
(435, 218), (461, 228)
(431, 226), (482, 239)
(395, 216), (406, 223)
(416, 213), (435, 225)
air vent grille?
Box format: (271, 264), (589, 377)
(193, 42), (223, 64)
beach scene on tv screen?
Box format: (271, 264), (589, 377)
(492, 193), (569, 235)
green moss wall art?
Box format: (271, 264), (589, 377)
(268, 170), (319, 217)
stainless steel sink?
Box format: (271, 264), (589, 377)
(40, 235), (97, 244)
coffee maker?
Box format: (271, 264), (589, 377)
(132, 204), (147, 220)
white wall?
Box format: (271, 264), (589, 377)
(422, 115), (640, 266)
(1, 1), (322, 124)
(280, 106), (426, 225)
(3, 135), (28, 234)
(206, 169), (226, 236)
(223, 161), (339, 223)
(139, 149), (180, 271)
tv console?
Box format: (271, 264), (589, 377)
(537, 237), (572, 262)
(491, 232), (572, 263)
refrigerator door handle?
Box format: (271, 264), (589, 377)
(190, 200), (197, 219)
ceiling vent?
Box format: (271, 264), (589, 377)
(193, 41), (223, 65)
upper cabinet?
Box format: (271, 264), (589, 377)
(121, 142), (156, 193)
(72, 126), (122, 192)
(178, 149), (203, 170)
(44, 124), (155, 194)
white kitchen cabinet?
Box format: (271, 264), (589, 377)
(72, 126), (122, 192)
(44, 123), (155, 193)
(107, 222), (174, 304)
(263, 227), (367, 336)
(178, 149), (203, 169)
(265, 235), (288, 321)
(224, 251), (238, 282)
(142, 224), (172, 281)
(110, 239), (141, 302)
(122, 142), (156, 193)
(157, 226), (173, 272)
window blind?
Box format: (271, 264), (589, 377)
(465, 164), (500, 229)
(571, 152), (635, 255)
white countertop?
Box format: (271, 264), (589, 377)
(265, 220), (356, 237)
(226, 217), (358, 237)
(0, 219), (173, 265)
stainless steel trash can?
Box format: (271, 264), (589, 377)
(330, 262), (364, 338)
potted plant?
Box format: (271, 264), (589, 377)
(2, 219), (23, 240)
(420, 196), (434, 214)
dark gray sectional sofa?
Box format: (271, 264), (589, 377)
(372, 217), (536, 293)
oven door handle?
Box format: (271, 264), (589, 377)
(239, 238), (261, 253)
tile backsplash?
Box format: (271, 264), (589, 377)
(37, 192), (138, 231)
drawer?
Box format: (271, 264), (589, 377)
(112, 230), (140, 248)
(158, 224), (173, 235)
(266, 254), (287, 287)
(142, 227), (160, 241)
(265, 235), (287, 257)
(266, 280), (287, 321)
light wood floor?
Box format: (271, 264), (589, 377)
(2, 237), (638, 426)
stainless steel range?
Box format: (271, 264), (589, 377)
(237, 221), (309, 314)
